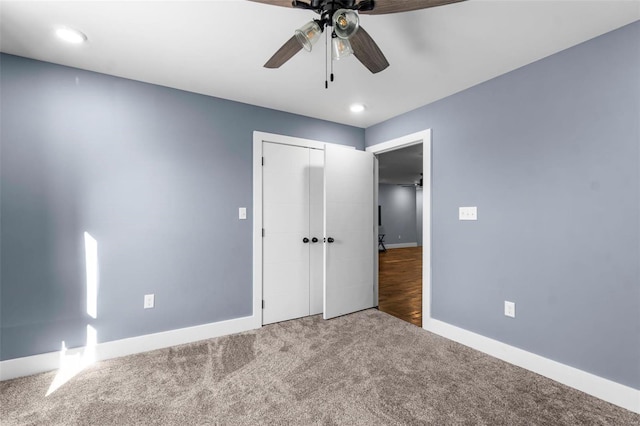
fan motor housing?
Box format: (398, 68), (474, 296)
(312, 0), (357, 9)
(295, 0), (360, 12)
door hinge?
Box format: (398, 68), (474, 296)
(262, 300), (265, 309)
(262, 157), (264, 166)
(262, 228), (265, 237)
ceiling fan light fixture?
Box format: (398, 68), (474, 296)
(295, 21), (322, 52)
(332, 37), (353, 60)
(332, 9), (359, 39)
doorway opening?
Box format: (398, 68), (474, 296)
(377, 144), (423, 326)
(366, 129), (431, 329)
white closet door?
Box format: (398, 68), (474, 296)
(262, 142), (311, 325)
(309, 148), (324, 315)
(323, 145), (375, 319)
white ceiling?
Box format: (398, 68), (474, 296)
(1, 1), (638, 128)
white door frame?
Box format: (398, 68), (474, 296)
(252, 131), (355, 327)
(365, 129), (432, 328)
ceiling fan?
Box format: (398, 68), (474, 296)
(250, 0), (466, 74)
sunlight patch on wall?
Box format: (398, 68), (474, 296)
(84, 232), (98, 319)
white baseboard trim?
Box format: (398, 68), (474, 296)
(0, 314), (260, 381)
(384, 242), (419, 249)
(424, 318), (640, 414)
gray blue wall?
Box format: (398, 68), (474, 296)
(0, 54), (364, 360)
(378, 184), (418, 246)
(366, 22), (640, 389)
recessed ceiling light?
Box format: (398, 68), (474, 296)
(350, 103), (365, 113)
(55, 27), (87, 44)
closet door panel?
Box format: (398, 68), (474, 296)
(262, 143), (311, 324)
(309, 148), (324, 316)
(324, 145), (375, 320)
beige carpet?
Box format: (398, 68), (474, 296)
(1, 309), (638, 425)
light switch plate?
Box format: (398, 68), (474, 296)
(239, 207), (247, 220)
(459, 206), (477, 221)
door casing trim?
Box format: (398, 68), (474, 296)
(366, 129), (432, 326)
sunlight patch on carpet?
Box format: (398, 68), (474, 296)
(46, 325), (97, 396)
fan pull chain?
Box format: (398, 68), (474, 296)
(325, 29), (329, 89)
(331, 50), (334, 83)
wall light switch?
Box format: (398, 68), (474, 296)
(504, 301), (515, 318)
(459, 206), (477, 221)
(239, 207), (247, 220)
(144, 294), (155, 309)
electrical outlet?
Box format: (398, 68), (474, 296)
(144, 294), (155, 309)
(504, 301), (515, 318)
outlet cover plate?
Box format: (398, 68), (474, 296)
(144, 294), (155, 309)
(504, 300), (515, 318)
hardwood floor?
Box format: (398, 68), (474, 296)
(378, 246), (422, 327)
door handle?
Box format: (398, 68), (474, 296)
(302, 237), (309, 243)
(311, 237), (318, 243)
(327, 237), (335, 243)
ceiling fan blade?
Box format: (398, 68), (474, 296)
(349, 27), (389, 74)
(247, 0), (295, 8)
(264, 36), (303, 69)
(360, 0), (466, 15)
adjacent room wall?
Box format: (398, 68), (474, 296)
(416, 188), (423, 247)
(366, 22), (640, 389)
(378, 184), (418, 246)
(0, 54), (364, 361)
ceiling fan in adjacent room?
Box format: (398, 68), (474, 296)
(250, 0), (466, 74)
